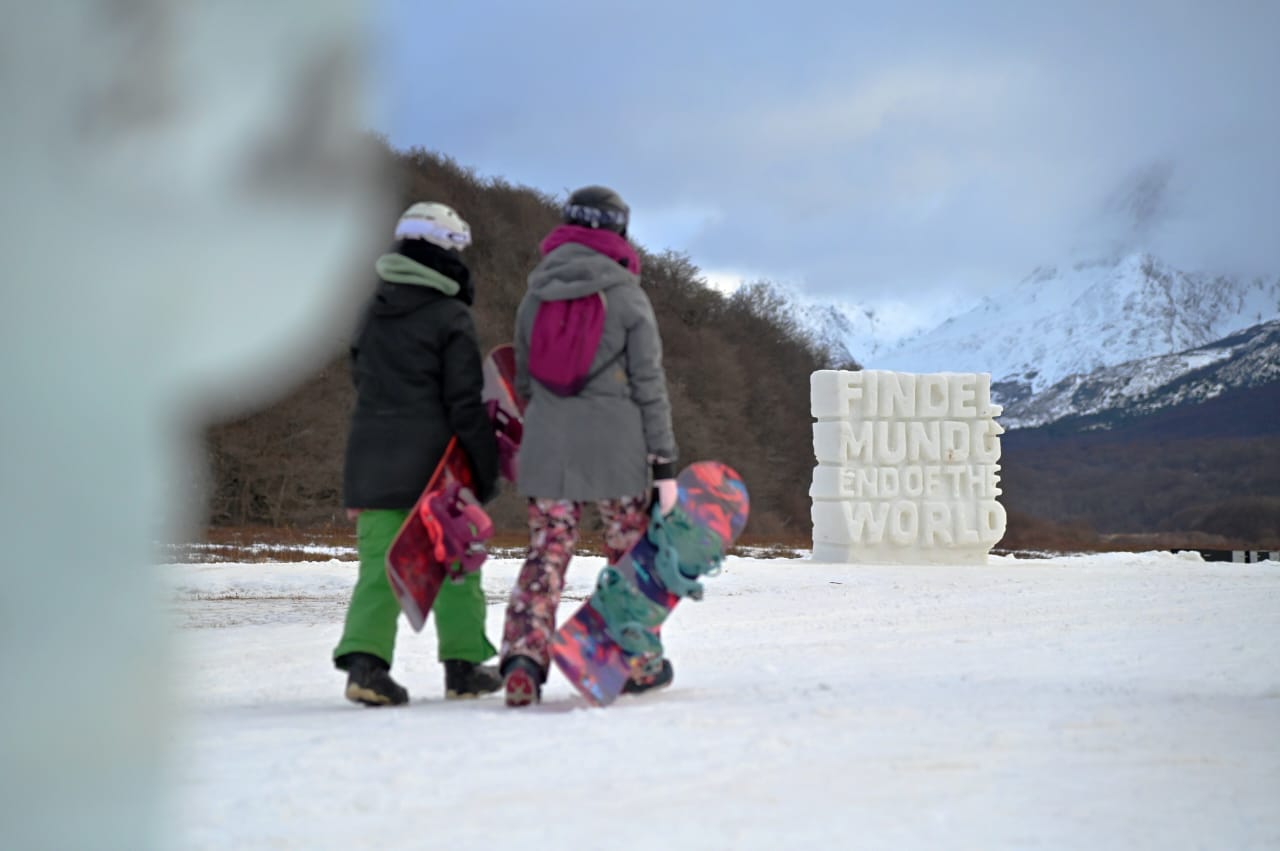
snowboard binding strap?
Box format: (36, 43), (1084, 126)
(420, 481), (493, 581)
(649, 504), (724, 602)
(486, 399), (523, 482)
(588, 565), (666, 667)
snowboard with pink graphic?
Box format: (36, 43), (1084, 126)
(386, 345), (523, 631)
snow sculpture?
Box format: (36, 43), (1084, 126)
(811, 371), (1006, 564)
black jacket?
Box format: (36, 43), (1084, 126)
(342, 240), (500, 508)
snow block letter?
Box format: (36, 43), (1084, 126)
(810, 370), (1006, 564)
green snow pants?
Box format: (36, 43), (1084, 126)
(332, 508), (497, 667)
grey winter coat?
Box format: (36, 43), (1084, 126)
(514, 242), (677, 500)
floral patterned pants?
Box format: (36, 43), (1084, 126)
(500, 494), (649, 674)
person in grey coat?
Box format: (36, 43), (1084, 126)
(500, 186), (679, 707)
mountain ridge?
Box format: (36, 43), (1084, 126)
(779, 251), (1280, 427)
(999, 318), (1280, 429)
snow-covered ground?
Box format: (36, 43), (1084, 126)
(164, 552), (1280, 850)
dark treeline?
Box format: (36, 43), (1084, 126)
(204, 143), (853, 537)
(1001, 383), (1280, 548)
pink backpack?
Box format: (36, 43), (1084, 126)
(527, 292), (607, 396)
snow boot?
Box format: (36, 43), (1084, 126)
(502, 655), (544, 707)
(443, 660), (502, 699)
(622, 658), (674, 696)
(338, 652), (408, 707)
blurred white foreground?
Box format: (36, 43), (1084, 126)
(0, 4), (379, 847)
(167, 551), (1279, 850)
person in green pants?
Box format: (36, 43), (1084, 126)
(333, 202), (502, 706)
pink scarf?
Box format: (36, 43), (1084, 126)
(540, 224), (641, 275)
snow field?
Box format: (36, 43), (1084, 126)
(165, 552), (1280, 850)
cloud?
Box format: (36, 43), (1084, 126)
(627, 202), (726, 261)
(376, 0), (1280, 301)
(742, 66), (1019, 158)
(699, 268), (749, 295)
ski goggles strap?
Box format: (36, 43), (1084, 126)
(562, 203), (628, 232)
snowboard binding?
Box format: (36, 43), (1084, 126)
(419, 481), (493, 581)
(487, 399), (523, 482)
(587, 504), (727, 679)
(649, 504), (725, 602)
(588, 564), (666, 674)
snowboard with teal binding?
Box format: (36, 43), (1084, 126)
(550, 461), (749, 706)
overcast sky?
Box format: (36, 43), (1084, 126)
(372, 0), (1279, 321)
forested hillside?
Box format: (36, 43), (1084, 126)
(1000, 382), (1280, 547)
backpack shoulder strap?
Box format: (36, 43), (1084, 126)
(583, 292), (624, 383)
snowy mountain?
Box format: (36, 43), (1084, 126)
(765, 251), (1279, 428)
(793, 301), (869, 366)
(746, 283), (946, 367)
(1000, 319), (1280, 429)
(868, 253), (1280, 406)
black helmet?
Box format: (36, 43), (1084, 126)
(563, 185), (629, 236)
